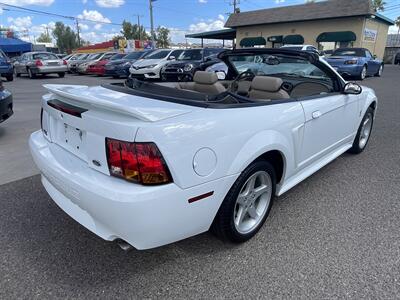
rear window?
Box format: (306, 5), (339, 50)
(33, 53), (59, 60)
(88, 53), (103, 60)
(332, 49), (365, 57)
(125, 51), (146, 59)
(111, 53), (126, 60)
(145, 50), (170, 59)
(282, 46), (303, 50)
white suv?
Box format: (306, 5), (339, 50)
(129, 49), (183, 80)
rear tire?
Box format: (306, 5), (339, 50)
(212, 160), (276, 243)
(27, 68), (35, 79)
(375, 64), (383, 77)
(348, 107), (374, 154)
(58, 72), (65, 78)
(358, 65), (367, 80)
(5, 74), (13, 82)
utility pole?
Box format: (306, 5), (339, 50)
(149, 0), (156, 41)
(75, 18), (81, 46)
(133, 14), (143, 40)
(231, 0), (240, 14)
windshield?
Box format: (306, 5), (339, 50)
(178, 49), (203, 61)
(228, 54), (330, 80)
(145, 50), (170, 59)
(125, 51), (146, 59)
(282, 46), (303, 50)
(332, 49), (364, 57)
(88, 53), (103, 60)
(33, 53), (59, 60)
(111, 53), (126, 60)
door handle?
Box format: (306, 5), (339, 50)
(312, 111), (322, 119)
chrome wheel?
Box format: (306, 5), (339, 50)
(361, 66), (367, 80)
(359, 112), (373, 149)
(234, 171), (272, 234)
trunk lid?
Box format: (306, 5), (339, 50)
(41, 84), (192, 175)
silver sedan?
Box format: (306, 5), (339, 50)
(13, 52), (68, 79)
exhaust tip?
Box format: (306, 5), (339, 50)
(116, 239), (134, 252)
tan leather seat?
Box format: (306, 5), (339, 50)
(190, 71), (226, 95)
(248, 76), (290, 101)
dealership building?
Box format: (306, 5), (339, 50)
(187, 0), (394, 59)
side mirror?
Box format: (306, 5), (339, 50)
(373, 54), (377, 59)
(343, 82), (362, 95)
(215, 71), (226, 80)
(204, 56), (212, 62)
(168, 56), (175, 60)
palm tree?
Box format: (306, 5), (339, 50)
(372, 0), (386, 12)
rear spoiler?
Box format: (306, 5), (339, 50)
(43, 84), (192, 122)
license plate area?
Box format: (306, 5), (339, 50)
(54, 122), (87, 161)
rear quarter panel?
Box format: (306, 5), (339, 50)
(135, 101), (305, 189)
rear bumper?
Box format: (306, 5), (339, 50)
(329, 64), (363, 76)
(29, 130), (236, 250)
(0, 92), (13, 123)
(32, 66), (68, 74)
(105, 67), (129, 77)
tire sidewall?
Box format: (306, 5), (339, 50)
(214, 160), (276, 242)
(350, 107), (374, 154)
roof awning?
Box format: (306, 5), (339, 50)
(316, 31), (357, 42)
(283, 35), (304, 45)
(240, 37), (266, 47)
(185, 28), (236, 40)
(267, 35), (283, 43)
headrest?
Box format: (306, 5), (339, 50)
(251, 76), (283, 92)
(194, 71), (218, 84)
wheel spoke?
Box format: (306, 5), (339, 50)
(253, 184), (269, 198)
(235, 206), (246, 227)
(236, 195), (247, 206)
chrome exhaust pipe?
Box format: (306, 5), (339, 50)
(116, 239), (134, 251)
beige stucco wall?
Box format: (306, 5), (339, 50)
(360, 18), (390, 59)
(235, 16), (390, 59)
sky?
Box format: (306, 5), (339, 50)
(0, 0), (399, 44)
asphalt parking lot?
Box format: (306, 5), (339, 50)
(1, 67), (400, 298)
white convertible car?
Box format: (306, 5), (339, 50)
(29, 48), (377, 250)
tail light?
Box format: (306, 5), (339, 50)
(35, 59), (43, 66)
(344, 59), (358, 65)
(106, 138), (172, 185)
(63, 60), (67, 65)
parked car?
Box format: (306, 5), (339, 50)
(29, 48), (377, 250)
(105, 50), (153, 78)
(0, 80), (13, 124)
(281, 44), (322, 55)
(0, 49), (14, 81)
(129, 49), (184, 80)
(326, 48), (383, 80)
(86, 53), (127, 76)
(395, 52), (400, 65)
(68, 53), (95, 74)
(14, 52), (67, 79)
(161, 48), (225, 81)
(77, 52), (117, 75)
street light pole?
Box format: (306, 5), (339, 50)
(149, 0), (156, 41)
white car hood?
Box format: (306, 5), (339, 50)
(132, 58), (164, 67)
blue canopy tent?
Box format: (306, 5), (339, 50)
(0, 37), (32, 56)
